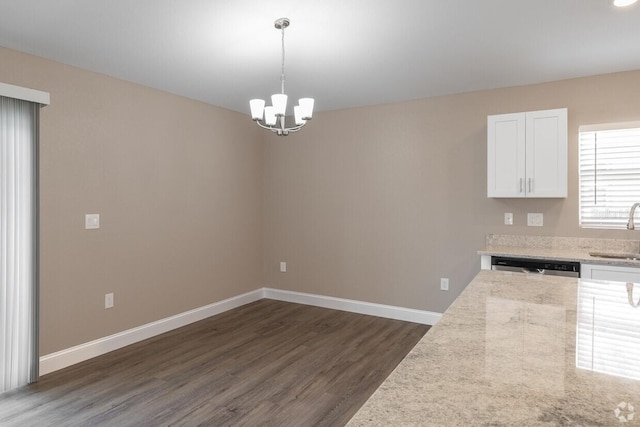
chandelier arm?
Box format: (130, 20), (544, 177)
(283, 122), (306, 133)
(285, 124), (305, 133)
(254, 119), (306, 134)
(254, 120), (276, 131)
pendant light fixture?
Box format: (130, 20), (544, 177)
(249, 18), (314, 136)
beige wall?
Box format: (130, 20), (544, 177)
(262, 70), (640, 313)
(2, 44), (640, 355)
(0, 46), (264, 355)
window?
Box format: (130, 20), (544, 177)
(579, 123), (640, 229)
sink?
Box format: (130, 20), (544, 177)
(589, 251), (640, 260)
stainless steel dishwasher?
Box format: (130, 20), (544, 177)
(491, 256), (580, 278)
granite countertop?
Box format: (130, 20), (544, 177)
(348, 270), (640, 426)
(478, 234), (640, 267)
(478, 245), (640, 266)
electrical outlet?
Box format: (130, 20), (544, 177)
(527, 213), (543, 227)
(85, 213), (100, 229)
(279, 262), (287, 273)
(504, 212), (513, 225)
(440, 278), (449, 291)
(105, 292), (114, 309)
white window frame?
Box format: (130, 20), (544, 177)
(579, 122), (640, 229)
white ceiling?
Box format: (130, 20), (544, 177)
(1, 0), (640, 114)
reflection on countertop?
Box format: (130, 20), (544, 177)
(577, 280), (640, 381)
(348, 270), (640, 426)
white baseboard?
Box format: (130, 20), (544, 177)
(39, 288), (264, 376)
(263, 288), (442, 326)
(40, 288), (442, 376)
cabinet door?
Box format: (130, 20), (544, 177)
(581, 263), (640, 283)
(487, 113), (526, 197)
(525, 108), (567, 198)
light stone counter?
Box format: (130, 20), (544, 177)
(478, 234), (640, 267)
(348, 270), (640, 426)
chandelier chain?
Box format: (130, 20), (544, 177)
(280, 25), (286, 94)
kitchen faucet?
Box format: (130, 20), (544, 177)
(627, 283), (640, 308)
(627, 202), (640, 230)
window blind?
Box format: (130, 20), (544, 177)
(0, 95), (40, 393)
(579, 126), (640, 228)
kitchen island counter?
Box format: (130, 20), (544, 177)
(348, 270), (640, 426)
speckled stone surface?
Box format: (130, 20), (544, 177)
(487, 234), (640, 252)
(480, 234), (640, 267)
(348, 270), (640, 426)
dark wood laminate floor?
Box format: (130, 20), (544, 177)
(0, 299), (430, 426)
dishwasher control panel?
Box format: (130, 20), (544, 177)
(491, 256), (580, 277)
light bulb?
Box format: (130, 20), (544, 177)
(249, 99), (265, 120)
(264, 106), (277, 126)
(271, 94), (288, 116)
(294, 106), (306, 125)
(298, 98), (314, 120)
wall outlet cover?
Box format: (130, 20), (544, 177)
(527, 213), (543, 227)
(85, 213), (100, 230)
(105, 292), (114, 309)
(504, 212), (513, 225)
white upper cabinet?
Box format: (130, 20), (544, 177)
(487, 108), (567, 198)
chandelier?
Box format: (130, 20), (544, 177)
(249, 18), (314, 136)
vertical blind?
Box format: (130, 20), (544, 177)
(0, 95), (39, 393)
(579, 125), (640, 228)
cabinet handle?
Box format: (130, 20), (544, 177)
(529, 178), (533, 193)
(520, 178), (523, 193)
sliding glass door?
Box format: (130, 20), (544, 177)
(0, 95), (40, 393)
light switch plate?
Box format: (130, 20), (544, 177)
(85, 213), (100, 229)
(279, 262), (287, 273)
(527, 213), (543, 227)
(504, 213), (513, 225)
